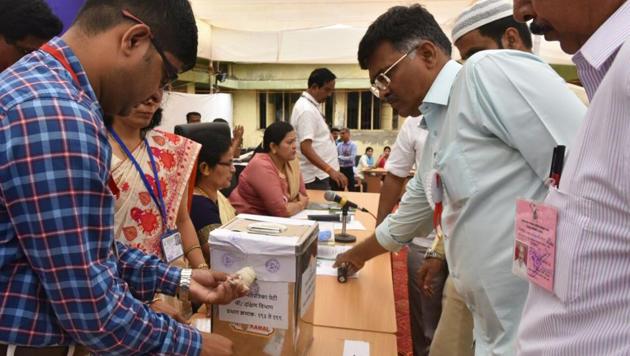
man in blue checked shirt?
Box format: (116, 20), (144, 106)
(0, 1), (246, 355)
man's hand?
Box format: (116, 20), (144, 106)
(190, 270), (248, 305)
(333, 248), (367, 275)
(150, 299), (187, 324)
(417, 258), (446, 297)
(329, 170), (348, 189)
(200, 332), (233, 356)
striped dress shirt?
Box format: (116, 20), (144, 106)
(0, 38), (201, 355)
(517, 2), (630, 355)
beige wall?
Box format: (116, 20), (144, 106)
(229, 62), (402, 153)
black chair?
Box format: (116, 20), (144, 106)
(174, 122), (239, 196)
(174, 122), (231, 141)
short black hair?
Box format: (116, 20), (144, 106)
(213, 118), (228, 124)
(74, 0), (198, 71)
(331, 127), (340, 133)
(358, 4), (452, 69)
(188, 131), (232, 177)
(0, 0), (62, 43)
(263, 121), (294, 153)
(186, 111), (201, 122)
(384, 146), (391, 151)
(308, 68), (336, 88)
(478, 16), (533, 50)
(365, 146), (373, 154)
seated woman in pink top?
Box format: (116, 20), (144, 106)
(230, 121), (309, 217)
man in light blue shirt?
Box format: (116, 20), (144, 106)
(335, 4), (585, 355)
(337, 127), (358, 191)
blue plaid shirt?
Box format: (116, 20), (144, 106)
(0, 38), (202, 355)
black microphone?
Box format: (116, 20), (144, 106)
(324, 191), (368, 212)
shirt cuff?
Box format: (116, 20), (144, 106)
(375, 218), (407, 252)
(158, 265), (182, 296)
(170, 323), (203, 356)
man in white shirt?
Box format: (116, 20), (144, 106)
(290, 68), (347, 190)
(513, 1), (630, 354)
(377, 115), (448, 356)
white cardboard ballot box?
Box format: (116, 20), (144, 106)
(210, 214), (318, 356)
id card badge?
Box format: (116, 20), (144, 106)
(513, 199), (558, 292)
(161, 230), (184, 263)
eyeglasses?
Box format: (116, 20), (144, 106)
(370, 44), (420, 98)
(121, 9), (179, 89)
(216, 160), (234, 167)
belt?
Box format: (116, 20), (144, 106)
(0, 344), (88, 356)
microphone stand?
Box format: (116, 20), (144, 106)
(335, 205), (356, 243)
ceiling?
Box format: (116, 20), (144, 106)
(190, 0), (572, 65)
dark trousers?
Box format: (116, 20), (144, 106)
(340, 166), (356, 192)
(305, 177), (331, 190)
(407, 243), (448, 356)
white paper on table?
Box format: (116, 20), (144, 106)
(317, 244), (352, 260)
(316, 259), (359, 278)
(343, 340), (370, 356)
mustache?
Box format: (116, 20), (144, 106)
(529, 21), (553, 35)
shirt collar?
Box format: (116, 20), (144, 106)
(419, 60), (462, 128)
(573, 1), (630, 69)
(421, 60), (462, 107)
(302, 91), (319, 106)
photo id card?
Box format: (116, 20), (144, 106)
(514, 199), (558, 293)
(161, 230), (184, 263)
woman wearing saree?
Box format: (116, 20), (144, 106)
(108, 91), (206, 320)
(229, 121), (308, 217)
(187, 131), (237, 265)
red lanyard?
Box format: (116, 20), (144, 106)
(431, 172), (444, 230)
(40, 43), (80, 85)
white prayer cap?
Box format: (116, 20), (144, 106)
(451, 0), (514, 43)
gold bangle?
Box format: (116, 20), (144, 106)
(184, 244), (201, 256)
(196, 263), (209, 269)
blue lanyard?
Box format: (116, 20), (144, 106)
(110, 130), (168, 229)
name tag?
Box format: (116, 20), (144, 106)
(161, 230), (184, 263)
(513, 199), (558, 293)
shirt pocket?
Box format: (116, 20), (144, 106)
(435, 142), (477, 206)
(545, 186), (592, 303)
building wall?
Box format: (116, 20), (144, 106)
(227, 62), (403, 155)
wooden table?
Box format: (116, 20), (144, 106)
(363, 168), (387, 193)
(308, 190), (397, 334)
(308, 325), (397, 356)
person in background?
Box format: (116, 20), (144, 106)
(186, 111), (202, 123)
(291, 68), (347, 190)
(214, 118), (245, 158)
(188, 131), (237, 266)
(0, 0), (62, 71)
(376, 114), (449, 356)
(335, 4), (584, 355)
(337, 128), (358, 191)
(376, 146), (391, 168)
(0, 0), (246, 354)
(108, 89), (206, 322)
(425, 1), (537, 354)
(513, 0), (630, 354)
(230, 121), (309, 217)
(356, 146), (375, 181)
(331, 127), (341, 143)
